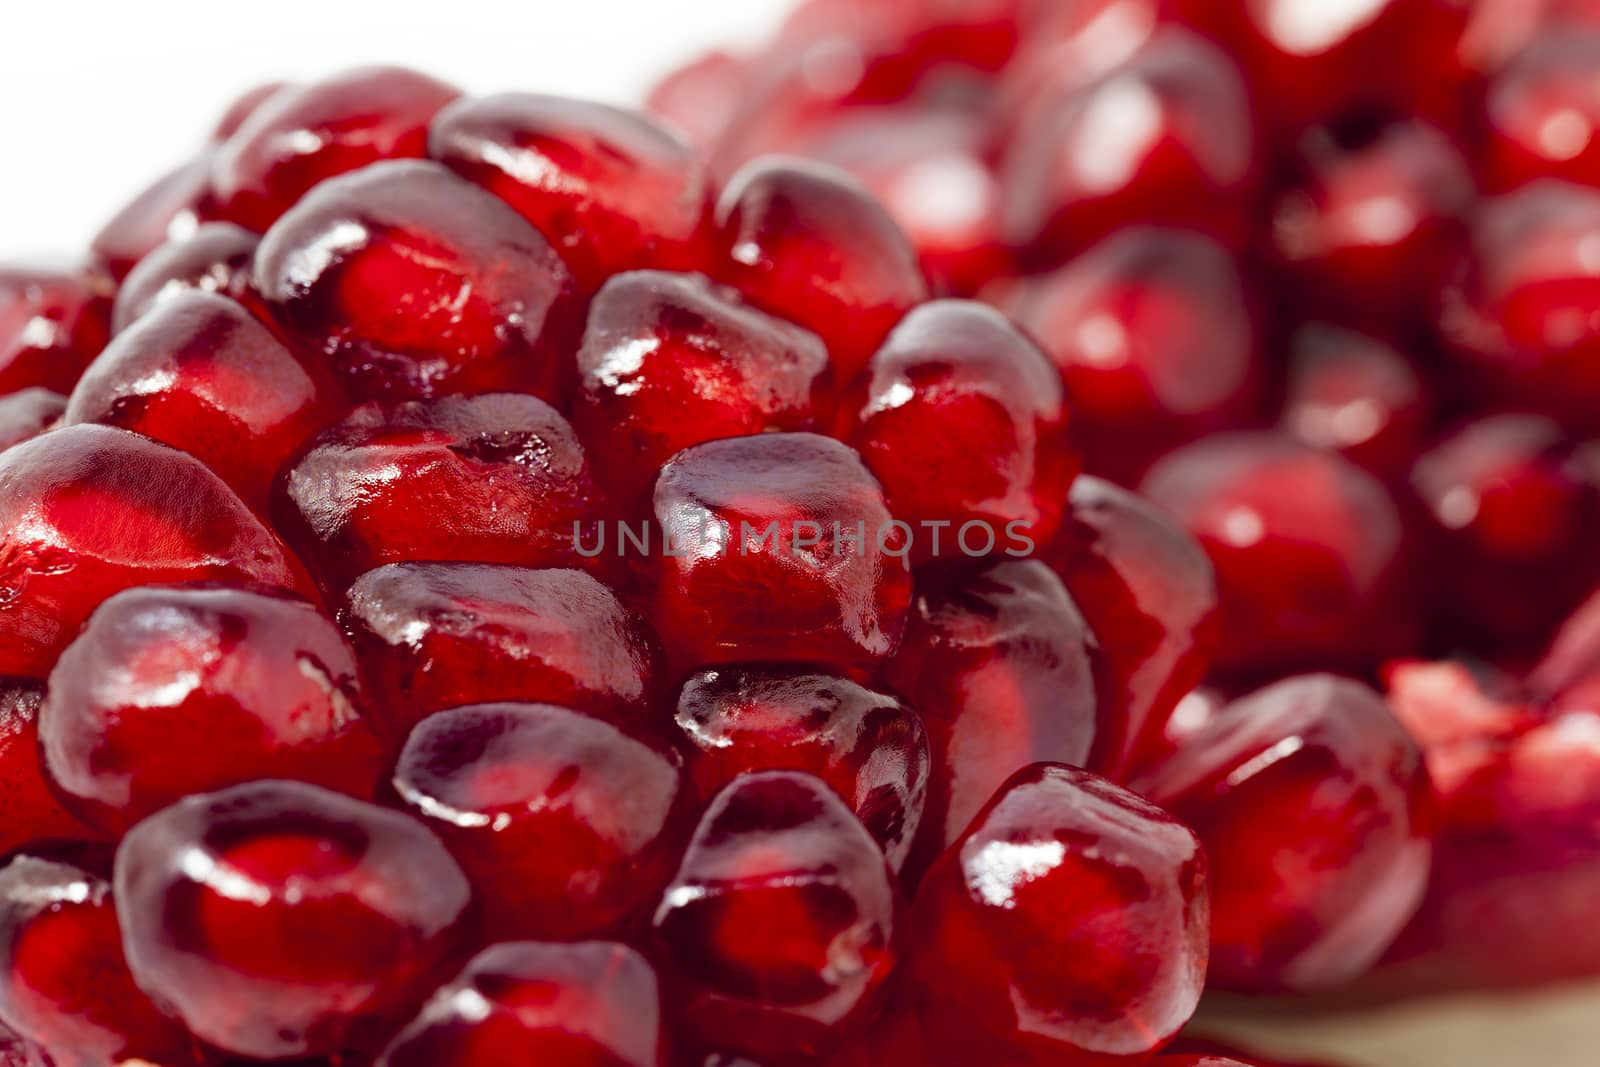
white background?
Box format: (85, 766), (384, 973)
(0, 0), (790, 259)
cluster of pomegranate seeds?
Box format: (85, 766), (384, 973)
(7, 1), (1600, 1060)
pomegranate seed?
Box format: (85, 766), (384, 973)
(343, 563), (660, 741)
(254, 160), (579, 403)
(89, 162), (209, 282)
(1280, 324), (1430, 478)
(114, 779), (472, 1058)
(393, 702), (685, 942)
(210, 66), (461, 231)
(111, 222), (259, 331)
(210, 82), (288, 143)
(277, 392), (609, 588)
(999, 227), (1265, 485)
(1485, 31), (1600, 191)
(65, 290), (342, 510)
(0, 390), (65, 453)
(40, 584), (382, 834)
(0, 683), (88, 857)
(0, 268), (111, 396)
(883, 559), (1099, 877)
(652, 771), (900, 1060)
(903, 763), (1207, 1065)
(1048, 475), (1220, 778)
(378, 940), (666, 1067)
(1133, 675), (1433, 991)
(430, 94), (711, 296)
(672, 666), (929, 871)
(646, 50), (751, 153)
(0, 425), (312, 679)
(835, 299), (1077, 560)
(712, 158), (928, 384)
(1000, 28), (1259, 265)
(1141, 432), (1412, 677)
(648, 432), (911, 671)
(575, 270), (830, 506)
(0, 856), (193, 1067)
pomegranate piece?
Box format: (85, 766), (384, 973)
(1273, 121), (1474, 328)
(64, 290), (341, 510)
(998, 227), (1264, 485)
(210, 66), (461, 231)
(254, 160), (579, 402)
(883, 559), (1099, 876)
(1411, 414), (1600, 654)
(0, 268), (111, 396)
(1463, 0), (1600, 72)
(1484, 31), (1600, 191)
(835, 299), (1076, 560)
(114, 779), (471, 1058)
(0, 424), (311, 679)
(1000, 28), (1259, 265)
(40, 583), (382, 834)
(0, 683), (87, 857)
(211, 81), (288, 142)
(430, 94), (711, 295)
(111, 221), (259, 330)
(648, 432), (911, 671)
(646, 50), (751, 153)
(904, 763), (1207, 1066)
(1048, 475), (1219, 778)
(90, 161), (209, 282)
(0, 390), (64, 452)
(343, 563), (660, 741)
(378, 940), (665, 1067)
(1280, 324), (1430, 479)
(1437, 179), (1600, 426)
(574, 270), (830, 505)
(0, 856), (194, 1067)
(672, 666), (929, 871)
(1133, 675), (1432, 992)
(276, 392), (609, 588)
(711, 158), (928, 384)
(1140, 432), (1412, 677)
(394, 702), (684, 942)
(652, 771), (899, 1060)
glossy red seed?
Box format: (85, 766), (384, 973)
(673, 666), (929, 871)
(0, 268), (111, 396)
(277, 392), (609, 589)
(646, 50), (751, 153)
(0, 390), (64, 452)
(712, 158), (928, 384)
(90, 161), (210, 282)
(0, 856), (193, 1067)
(905, 763), (1208, 1066)
(210, 66), (461, 231)
(883, 559), (1100, 876)
(112, 222), (259, 330)
(1000, 28), (1259, 265)
(1048, 475), (1219, 779)
(0, 684), (88, 857)
(1134, 675), (1432, 992)
(1485, 31), (1600, 191)
(835, 300), (1076, 560)
(211, 81), (288, 143)
(0, 424), (312, 679)
(431, 94), (711, 296)
(394, 702), (684, 942)
(378, 940), (666, 1067)
(1273, 121), (1473, 328)
(575, 270), (830, 506)
(343, 563), (660, 741)
(1412, 414), (1600, 654)
(254, 160), (579, 403)
(115, 780), (471, 1058)
(1437, 180), (1600, 426)
(999, 227), (1264, 486)
(65, 290), (341, 510)
(1141, 432), (1411, 677)
(1280, 324), (1430, 478)
(649, 432), (911, 671)
(653, 771), (899, 1060)
(40, 584), (382, 834)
